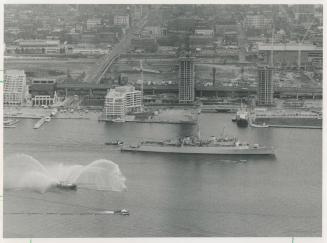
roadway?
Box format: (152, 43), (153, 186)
(85, 15), (149, 84)
(55, 83), (322, 96)
(237, 22), (247, 62)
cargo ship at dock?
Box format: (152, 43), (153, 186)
(121, 136), (274, 155)
(251, 108), (322, 129)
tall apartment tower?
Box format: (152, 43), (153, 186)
(179, 56), (195, 104)
(257, 66), (273, 106)
(4, 69), (28, 105)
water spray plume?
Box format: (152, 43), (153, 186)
(4, 154), (127, 193)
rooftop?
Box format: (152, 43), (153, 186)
(5, 69), (25, 76)
(106, 86), (139, 98)
(17, 39), (60, 46)
(258, 43), (322, 51)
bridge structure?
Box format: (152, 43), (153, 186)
(86, 54), (121, 84)
(84, 15), (149, 84)
(55, 82), (322, 99)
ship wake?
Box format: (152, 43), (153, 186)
(4, 154), (127, 193)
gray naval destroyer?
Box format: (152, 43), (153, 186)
(121, 131), (274, 155)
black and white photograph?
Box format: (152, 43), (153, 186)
(2, 2), (324, 240)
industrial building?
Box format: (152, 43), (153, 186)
(32, 78), (56, 85)
(257, 42), (323, 69)
(14, 39), (61, 54)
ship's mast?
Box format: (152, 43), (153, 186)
(221, 126), (225, 138)
(140, 59), (144, 97)
(197, 122), (201, 140)
(140, 59), (144, 112)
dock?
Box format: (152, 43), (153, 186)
(131, 119), (197, 125)
(34, 117), (47, 129)
(267, 124), (322, 129)
(98, 117), (197, 124)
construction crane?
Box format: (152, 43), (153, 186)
(139, 59), (144, 112)
(297, 20), (315, 70)
(139, 60), (144, 96)
(271, 25), (275, 66)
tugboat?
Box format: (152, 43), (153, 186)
(235, 109), (249, 127)
(56, 181), (77, 190)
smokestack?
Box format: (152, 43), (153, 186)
(212, 67), (216, 86)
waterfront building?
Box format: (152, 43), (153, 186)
(103, 86), (142, 121)
(114, 15), (130, 27)
(179, 56), (195, 104)
(4, 69), (28, 105)
(32, 91), (59, 106)
(257, 66), (273, 106)
(32, 95), (53, 106)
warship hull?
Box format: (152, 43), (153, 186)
(121, 145), (274, 155)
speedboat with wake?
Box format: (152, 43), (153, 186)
(105, 140), (124, 146)
(114, 209), (129, 216)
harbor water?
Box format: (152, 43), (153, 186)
(3, 113), (322, 237)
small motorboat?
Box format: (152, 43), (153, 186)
(112, 118), (125, 123)
(56, 181), (77, 190)
(250, 122), (269, 128)
(4, 119), (19, 126)
(105, 140), (124, 146)
(114, 209), (129, 216)
(4, 125), (17, 128)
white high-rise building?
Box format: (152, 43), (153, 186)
(179, 57), (195, 104)
(103, 86), (142, 121)
(257, 66), (273, 106)
(4, 70), (28, 105)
